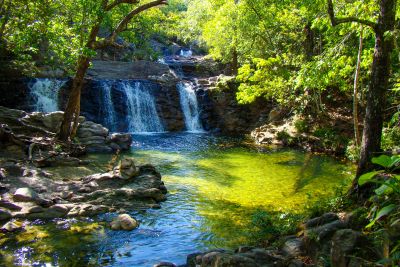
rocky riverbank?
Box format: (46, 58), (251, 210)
(0, 106), (167, 229)
(155, 211), (386, 267)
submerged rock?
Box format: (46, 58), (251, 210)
(110, 214), (139, 231)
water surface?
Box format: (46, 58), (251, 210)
(0, 133), (353, 266)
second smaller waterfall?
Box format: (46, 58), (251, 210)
(177, 82), (203, 132)
(29, 78), (65, 112)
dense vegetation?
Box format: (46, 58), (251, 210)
(1, 0), (400, 265)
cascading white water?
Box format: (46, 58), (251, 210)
(98, 80), (116, 131)
(177, 81), (203, 132)
(120, 81), (164, 133)
(29, 78), (65, 112)
(179, 49), (193, 58)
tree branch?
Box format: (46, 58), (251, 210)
(105, 0), (140, 11)
(109, 0), (167, 41)
(327, 0), (377, 30)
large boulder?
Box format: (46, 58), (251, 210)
(77, 121), (109, 138)
(109, 133), (132, 151)
(110, 214), (139, 230)
(331, 229), (362, 267)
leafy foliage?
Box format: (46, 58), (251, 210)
(358, 155), (400, 265)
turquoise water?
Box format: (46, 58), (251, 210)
(0, 133), (353, 266)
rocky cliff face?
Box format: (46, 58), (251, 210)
(0, 58), (271, 135)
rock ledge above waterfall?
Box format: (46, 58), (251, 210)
(87, 60), (171, 80)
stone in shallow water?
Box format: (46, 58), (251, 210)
(13, 187), (38, 202)
(1, 220), (23, 232)
(110, 214), (138, 231)
(153, 262), (177, 267)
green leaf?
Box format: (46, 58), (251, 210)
(389, 156), (400, 169)
(372, 155), (392, 168)
(358, 170), (383, 186)
(374, 184), (392, 196)
(375, 204), (396, 221)
(366, 204), (397, 228)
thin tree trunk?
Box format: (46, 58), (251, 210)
(353, 26), (363, 147)
(232, 48), (238, 75)
(356, 0), (395, 178)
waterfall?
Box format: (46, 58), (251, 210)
(29, 78), (65, 112)
(119, 81), (164, 133)
(98, 80), (116, 131)
(177, 81), (203, 132)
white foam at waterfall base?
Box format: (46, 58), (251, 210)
(29, 78), (65, 112)
(177, 81), (204, 133)
(98, 80), (116, 131)
(121, 81), (164, 133)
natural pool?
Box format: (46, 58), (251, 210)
(0, 133), (353, 266)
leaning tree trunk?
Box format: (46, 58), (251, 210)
(58, 56), (90, 141)
(356, 0), (395, 178)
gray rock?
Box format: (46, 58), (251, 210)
(305, 220), (347, 241)
(331, 229), (361, 267)
(0, 208), (12, 221)
(0, 200), (22, 211)
(13, 187), (38, 202)
(86, 145), (113, 153)
(304, 212), (339, 229)
(153, 262), (177, 267)
(282, 238), (304, 257)
(211, 253), (257, 267)
(35, 198), (53, 207)
(28, 206), (45, 213)
(288, 259), (304, 267)
(110, 133), (132, 150)
(110, 214), (139, 231)
(119, 158), (139, 179)
(42, 111), (64, 132)
(79, 136), (107, 145)
(1, 220), (23, 232)
(187, 252), (204, 267)
(48, 204), (70, 214)
(77, 121), (109, 138)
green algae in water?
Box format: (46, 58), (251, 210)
(131, 147), (353, 247)
(134, 147), (352, 211)
(0, 221), (107, 266)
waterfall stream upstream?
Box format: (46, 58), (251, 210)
(177, 81), (204, 132)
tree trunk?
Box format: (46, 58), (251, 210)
(58, 56), (90, 141)
(356, 0), (395, 178)
(353, 27), (363, 147)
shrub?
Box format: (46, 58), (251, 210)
(294, 119), (309, 133)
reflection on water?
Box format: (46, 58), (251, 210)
(0, 133), (353, 266)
